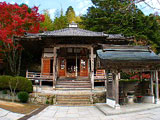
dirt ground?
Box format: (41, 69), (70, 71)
(0, 100), (42, 114)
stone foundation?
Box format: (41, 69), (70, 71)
(29, 93), (56, 105)
(92, 92), (106, 103)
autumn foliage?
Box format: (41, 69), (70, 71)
(0, 2), (44, 75)
(0, 2), (44, 44)
(130, 73), (151, 80)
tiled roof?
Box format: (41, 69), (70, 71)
(27, 28), (106, 37)
(97, 45), (160, 61)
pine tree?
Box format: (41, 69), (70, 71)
(40, 10), (54, 31)
(81, 0), (160, 52)
(66, 6), (76, 23)
(53, 9), (68, 30)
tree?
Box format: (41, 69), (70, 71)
(40, 10), (54, 31)
(53, 9), (68, 30)
(66, 6), (76, 23)
(0, 2), (44, 76)
(81, 0), (160, 52)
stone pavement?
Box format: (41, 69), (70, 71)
(28, 105), (160, 120)
(0, 108), (24, 120)
(96, 103), (160, 115)
(1, 104), (160, 120)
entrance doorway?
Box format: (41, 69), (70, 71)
(66, 58), (80, 78)
(58, 57), (88, 78)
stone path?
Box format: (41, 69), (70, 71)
(1, 105), (160, 120)
(28, 105), (160, 120)
(96, 103), (160, 115)
(0, 108), (24, 120)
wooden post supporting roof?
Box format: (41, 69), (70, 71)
(53, 47), (57, 89)
(91, 47), (94, 89)
(155, 70), (160, 104)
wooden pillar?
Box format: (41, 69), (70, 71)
(91, 47), (94, 89)
(75, 54), (78, 77)
(155, 70), (159, 104)
(53, 47), (57, 89)
(105, 71), (107, 90)
(150, 71), (154, 96)
(41, 58), (43, 73)
(40, 80), (42, 88)
(26, 69), (28, 78)
(115, 72), (120, 109)
(112, 73), (115, 99)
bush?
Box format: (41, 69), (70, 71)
(2, 90), (7, 94)
(15, 76), (33, 93)
(17, 91), (29, 103)
(0, 75), (33, 93)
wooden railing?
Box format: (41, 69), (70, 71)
(26, 71), (53, 81)
(94, 69), (106, 80)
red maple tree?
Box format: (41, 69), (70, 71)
(0, 2), (44, 75)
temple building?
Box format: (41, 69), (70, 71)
(16, 22), (160, 108)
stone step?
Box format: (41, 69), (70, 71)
(55, 104), (93, 106)
(57, 81), (90, 83)
(57, 99), (90, 102)
(57, 95), (90, 99)
(55, 88), (91, 90)
(57, 80), (90, 82)
(57, 101), (91, 104)
(56, 83), (91, 85)
(56, 85), (91, 88)
(56, 94), (92, 105)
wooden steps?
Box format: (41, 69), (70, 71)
(56, 94), (93, 106)
(56, 78), (91, 90)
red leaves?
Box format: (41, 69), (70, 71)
(130, 73), (151, 80)
(0, 2), (45, 44)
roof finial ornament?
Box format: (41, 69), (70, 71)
(69, 21), (78, 28)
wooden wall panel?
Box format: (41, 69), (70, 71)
(58, 58), (66, 77)
(42, 58), (50, 74)
(80, 58), (88, 77)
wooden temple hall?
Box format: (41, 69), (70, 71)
(16, 22), (160, 108)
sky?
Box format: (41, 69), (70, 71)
(0, 0), (160, 20)
(0, 0), (92, 20)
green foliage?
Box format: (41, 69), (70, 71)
(53, 12), (68, 30)
(52, 6), (83, 30)
(40, 10), (54, 31)
(2, 90), (7, 94)
(66, 6), (76, 23)
(17, 91), (29, 103)
(0, 75), (33, 93)
(15, 76), (33, 93)
(81, 0), (160, 52)
(119, 79), (139, 83)
(46, 99), (49, 104)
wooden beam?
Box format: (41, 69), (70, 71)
(51, 44), (93, 48)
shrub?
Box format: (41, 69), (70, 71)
(17, 91), (29, 103)
(0, 76), (13, 89)
(2, 90), (7, 94)
(15, 76), (33, 93)
(0, 75), (33, 93)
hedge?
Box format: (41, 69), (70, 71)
(0, 75), (33, 93)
